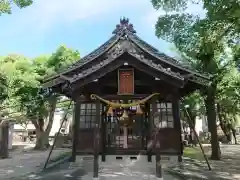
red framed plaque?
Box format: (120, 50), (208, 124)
(118, 69), (134, 95)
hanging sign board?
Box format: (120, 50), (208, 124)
(118, 69), (134, 95)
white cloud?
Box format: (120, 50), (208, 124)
(144, 10), (166, 28)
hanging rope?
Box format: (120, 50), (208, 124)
(90, 93), (160, 108)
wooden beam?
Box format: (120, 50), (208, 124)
(69, 56), (185, 91)
(98, 79), (161, 87)
(70, 101), (80, 162)
(156, 154), (162, 178)
(93, 100), (101, 178)
(172, 94), (183, 162)
(100, 94), (150, 100)
(101, 104), (106, 162)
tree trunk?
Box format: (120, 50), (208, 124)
(0, 121), (9, 158)
(231, 128), (237, 144)
(32, 96), (57, 150)
(216, 103), (231, 142)
(185, 108), (197, 146)
(204, 85), (221, 160)
(35, 129), (49, 150)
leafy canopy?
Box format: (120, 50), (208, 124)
(0, 46), (80, 123)
(0, 0), (33, 15)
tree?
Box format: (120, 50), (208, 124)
(1, 46), (80, 150)
(181, 92), (205, 145)
(150, 0), (239, 160)
(0, 0), (33, 15)
(151, 0), (240, 32)
(0, 74), (8, 105)
(20, 46), (79, 149)
(217, 67), (240, 144)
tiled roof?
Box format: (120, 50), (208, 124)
(43, 18), (210, 88)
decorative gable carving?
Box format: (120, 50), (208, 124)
(112, 17), (136, 35)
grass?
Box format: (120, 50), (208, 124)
(183, 146), (211, 161)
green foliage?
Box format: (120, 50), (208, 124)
(151, 0), (240, 31)
(181, 92), (205, 115)
(0, 72), (8, 103)
(43, 45), (80, 78)
(233, 44), (240, 68)
(151, 0), (239, 159)
(151, 0), (188, 11)
(0, 46), (80, 124)
(0, 0), (33, 15)
(152, 0), (239, 57)
(217, 68), (240, 116)
(151, 0), (239, 110)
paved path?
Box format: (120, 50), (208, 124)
(1, 144), (240, 180)
(12, 155), (181, 180)
(0, 148), (70, 180)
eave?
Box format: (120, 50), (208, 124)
(62, 52), (186, 90)
(42, 18), (211, 90)
(43, 35), (120, 84)
(128, 33), (211, 81)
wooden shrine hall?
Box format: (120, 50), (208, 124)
(42, 18), (210, 178)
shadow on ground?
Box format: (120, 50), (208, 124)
(13, 156), (182, 180)
(167, 156), (240, 180)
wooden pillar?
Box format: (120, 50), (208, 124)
(154, 110), (162, 179)
(101, 104), (106, 162)
(172, 96), (183, 162)
(70, 101), (80, 162)
(148, 97), (157, 162)
(141, 114), (145, 151)
(93, 100), (100, 179)
(147, 102), (152, 162)
(123, 126), (128, 148)
(156, 154), (162, 178)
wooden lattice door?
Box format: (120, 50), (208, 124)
(76, 101), (101, 153)
(104, 100), (148, 154)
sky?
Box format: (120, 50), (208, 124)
(0, 0), (205, 58)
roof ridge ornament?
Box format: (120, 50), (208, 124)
(112, 17), (136, 35)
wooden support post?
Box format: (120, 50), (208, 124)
(148, 97), (157, 162)
(93, 153), (99, 179)
(101, 105), (106, 162)
(70, 101), (80, 162)
(147, 101), (154, 162)
(123, 126), (128, 148)
(156, 153), (162, 179)
(93, 101), (100, 179)
(141, 114), (145, 151)
(172, 96), (183, 162)
(184, 107), (212, 170)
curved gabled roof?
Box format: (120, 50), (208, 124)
(43, 18), (210, 88)
(129, 34), (210, 80)
(44, 35), (119, 83)
(68, 35), (119, 69)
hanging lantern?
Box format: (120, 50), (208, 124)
(107, 106), (114, 116)
(136, 104), (143, 115)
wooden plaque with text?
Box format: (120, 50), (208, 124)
(118, 69), (134, 95)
